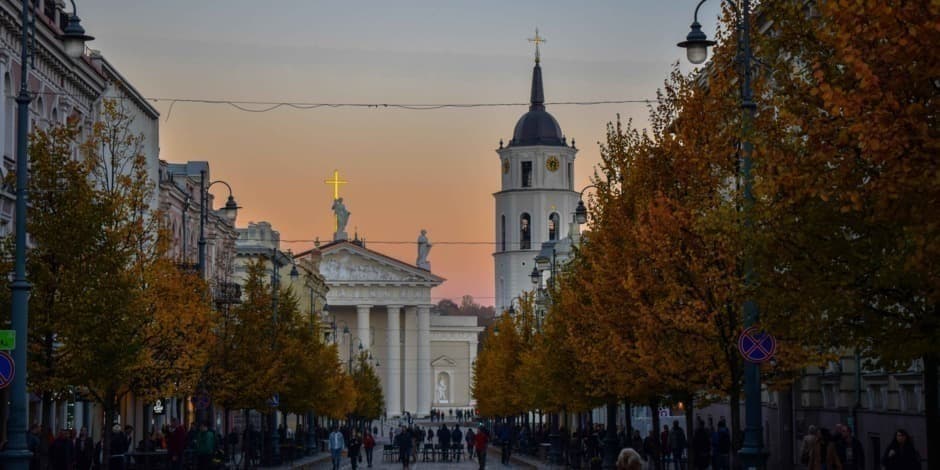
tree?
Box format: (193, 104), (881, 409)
(350, 351), (385, 425)
(758, 0), (940, 456)
(472, 312), (525, 417)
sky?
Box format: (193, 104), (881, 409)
(77, 1), (724, 306)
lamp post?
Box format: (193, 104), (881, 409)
(197, 173), (239, 279)
(2, 3), (92, 469)
(532, 242), (563, 463)
(678, 1), (767, 468)
(263, 247), (297, 465)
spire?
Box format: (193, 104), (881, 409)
(527, 29), (546, 111)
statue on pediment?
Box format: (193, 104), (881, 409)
(417, 229), (432, 271)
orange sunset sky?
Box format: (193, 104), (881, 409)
(78, 1), (723, 305)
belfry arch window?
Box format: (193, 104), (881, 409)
(549, 212), (560, 241)
(501, 215), (506, 252)
(520, 213), (531, 250)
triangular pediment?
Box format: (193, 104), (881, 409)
(431, 355), (457, 367)
(318, 242), (444, 285)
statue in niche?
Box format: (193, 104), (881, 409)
(437, 377), (448, 402)
(332, 198), (351, 239)
(417, 229), (432, 270)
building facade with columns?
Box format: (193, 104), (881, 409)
(297, 231), (482, 418)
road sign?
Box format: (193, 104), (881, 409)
(192, 392), (210, 410)
(0, 351), (14, 389)
(738, 327), (777, 364)
(0, 330), (14, 350)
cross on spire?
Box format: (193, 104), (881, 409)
(528, 28), (546, 63)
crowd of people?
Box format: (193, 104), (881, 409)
(799, 424), (922, 470)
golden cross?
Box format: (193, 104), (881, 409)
(528, 28), (546, 63)
(324, 169), (347, 200)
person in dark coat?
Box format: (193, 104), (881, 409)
(691, 418), (711, 470)
(74, 427), (95, 470)
(438, 425), (451, 461)
(50, 429), (74, 470)
(347, 431), (363, 470)
(882, 429), (921, 470)
(394, 427), (413, 469)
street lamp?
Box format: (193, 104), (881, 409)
(3, 2), (92, 469)
(678, 1), (767, 468)
(197, 173), (240, 280)
(574, 184), (598, 225)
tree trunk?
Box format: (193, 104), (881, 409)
(925, 352), (939, 470)
(623, 398), (632, 447)
(685, 398), (694, 469)
(102, 398), (117, 470)
(650, 398), (661, 470)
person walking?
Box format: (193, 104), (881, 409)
(691, 418), (710, 470)
(466, 427), (476, 459)
(669, 421), (687, 470)
(394, 427), (413, 469)
(452, 425), (463, 461)
(74, 427), (95, 470)
(710, 420), (731, 470)
(474, 426), (490, 470)
(363, 431), (376, 468)
(328, 426), (345, 470)
(195, 423), (216, 470)
(809, 427), (842, 470)
(882, 429), (921, 470)
(660, 424), (672, 469)
(438, 424), (451, 462)
(801, 425), (818, 467)
(348, 431), (363, 470)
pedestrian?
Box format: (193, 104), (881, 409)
(691, 418), (710, 470)
(800, 425), (818, 467)
(466, 427), (476, 459)
(616, 448), (643, 470)
(348, 431), (363, 470)
(394, 427), (413, 469)
(669, 421), (687, 470)
(710, 419), (731, 470)
(328, 426), (345, 470)
(474, 426), (489, 470)
(438, 424), (451, 461)
(452, 425), (463, 460)
(882, 429), (921, 470)
(661, 424), (672, 468)
(630, 430), (643, 459)
(809, 427), (842, 470)
(835, 424), (865, 470)
(363, 430), (376, 468)
(195, 423), (216, 470)
(498, 422), (512, 465)
(110, 424), (129, 470)
(50, 429), (74, 470)
(74, 427), (94, 470)
(644, 430), (660, 466)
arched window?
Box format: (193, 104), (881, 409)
(520, 213), (531, 250)
(501, 215), (506, 252)
(549, 212), (560, 241)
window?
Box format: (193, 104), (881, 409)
(549, 212), (560, 241)
(899, 384), (921, 412)
(520, 213), (531, 250)
(866, 384), (885, 410)
(822, 383), (838, 408)
(500, 215), (506, 252)
(567, 162), (573, 190)
(521, 161), (533, 187)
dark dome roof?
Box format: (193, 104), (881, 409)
(509, 62), (566, 147)
(512, 108), (564, 146)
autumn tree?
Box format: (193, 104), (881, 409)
(350, 351), (385, 426)
(754, 0), (940, 455)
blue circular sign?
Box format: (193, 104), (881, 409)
(738, 327), (777, 364)
(0, 351), (14, 389)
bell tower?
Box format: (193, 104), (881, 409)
(493, 31), (578, 313)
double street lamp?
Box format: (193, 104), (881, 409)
(3, 2), (93, 469)
(678, 0), (768, 467)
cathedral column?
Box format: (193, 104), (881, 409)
(417, 305), (432, 416)
(356, 305), (372, 350)
(386, 305), (402, 417)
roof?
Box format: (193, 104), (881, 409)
(509, 61), (566, 147)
